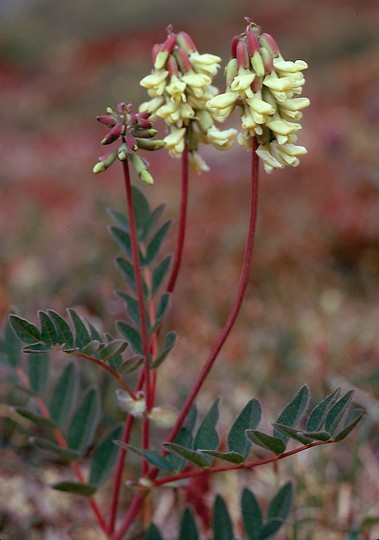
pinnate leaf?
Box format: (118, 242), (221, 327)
(143, 220), (171, 265)
(117, 321), (143, 355)
(152, 255), (172, 296)
(151, 331), (177, 369)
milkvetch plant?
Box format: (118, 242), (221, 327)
(1, 19), (364, 539)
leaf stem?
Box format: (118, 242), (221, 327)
(166, 139), (259, 445)
(152, 440), (333, 488)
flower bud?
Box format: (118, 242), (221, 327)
(93, 150), (118, 173)
(131, 128), (158, 138)
(148, 406), (178, 428)
(135, 138), (166, 151)
(97, 114), (116, 126)
(225, 57), (238, 87)
(230, 35), (240, 58)
(259, 32), (280, 57)
(251, 51), (265, 77)
(116, 389), (146, 416)
(177, 31), (197, 53)
(129, 153), (154, 184)
(167, 55), (179, 77)
(236, 39), (249, 69)
(246, 27), (260, 55)
(117, 143), (128, 161)
(174, 47), (192, 73)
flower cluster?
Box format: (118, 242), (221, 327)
(207, 19), (310, 173)
(93, 102), (165, 183)
(139, 27), (237, 172)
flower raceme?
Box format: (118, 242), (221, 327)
(207, 19), (310, 173)
(93, 102), (166, 183)
(139, 27), (237, 172)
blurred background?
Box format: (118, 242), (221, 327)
(1, 0), (379, 538)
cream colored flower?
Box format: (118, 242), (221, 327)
(164, 127), (186, 156)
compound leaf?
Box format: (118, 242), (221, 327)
(144, 220), (171, 266)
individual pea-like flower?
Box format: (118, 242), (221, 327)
(139, 26), (238, 172)
(206, 18), (310, 173)
(93, 102), (166, 184)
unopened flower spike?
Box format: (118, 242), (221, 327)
(207, 19), (310, 173)
(139, 26), (238, 173)
(93, 102), (166, 183)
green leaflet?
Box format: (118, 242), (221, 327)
(151, 331), (177, 369)
(194, 399), (220, 464)
(241, 488), (263, 540)
(117, 321), (143, 355)
(31, 437), (80, 462)
(143, 220), (172, 265)
(1, 319), (22, 367)
(89, 425), (123, 486)
(15, 407), (56, 429)
(162, 443), (209, 467)
(28, 353), (49, 396)
(116, 442), (175, 472)
(49, 362), (78, 427)
(68, 309), (91, 349)
(213, 495), (234, 540)
(66, 387), (100, 452)
(267, 481), (293, 522)
(245, 430), (286, 455)
(50, 481), (97, 497)
(228, 398), (262, 458)
(306, 388), (341, 432)
(146, 524), (164, 540)
(38, 311), (58, 346)
(9, 315), (41, 345)
(152, 255), (172, 296)
(199, 450), (245, 464)
(273, 385), (310, 444)
(179, 508), (199, 540)
(47, 310), (74, 348)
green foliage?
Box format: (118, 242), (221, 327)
(213, 495), (234, 540)
(179, 508), (199, 540)
(50, 481), (97, 497)
(89, 425), (123, 485)
(66, 387), (100, 451)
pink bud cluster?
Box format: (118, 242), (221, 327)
(93, 102), (165, 182)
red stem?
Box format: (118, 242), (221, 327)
(167, 144), (189, 293)
(122, 160), (153, 471)
(165, 140), (259, 445)
(113, 141), (260, 539)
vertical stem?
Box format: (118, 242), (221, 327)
(167, 143), (189, 293)
(165, 140), (260, 444)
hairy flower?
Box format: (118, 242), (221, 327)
(207, 19), (310, 173)
(139, 27), (237, 170)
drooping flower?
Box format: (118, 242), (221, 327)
(207, 18), (310, 173)
(139, 26), (237, 171)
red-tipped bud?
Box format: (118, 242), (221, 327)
(167, 55), (179, 77)
(131, 128), (157, 138)
(97, 115), (116, 127)
(137, 111), (151, 120)
(259, 32), (280, 57)
(135, 138), (166, 151)
(236, 39), (249, 69)
(110, 123), (123, 138)
(162, 32), (177, 53)
(174, 47), (192, 73)
(230, 35), (240, 58)
(130, 112), (139, 123)
(126, 131), (138, 151)
(246, 27), (260, 55)
(117, 102), (130, 113)
(177, 31), (197, 53)
(152, 43), (161, 64)
(260, 46), (274, 74)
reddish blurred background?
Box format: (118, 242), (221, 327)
(1, 0), (379, 537)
